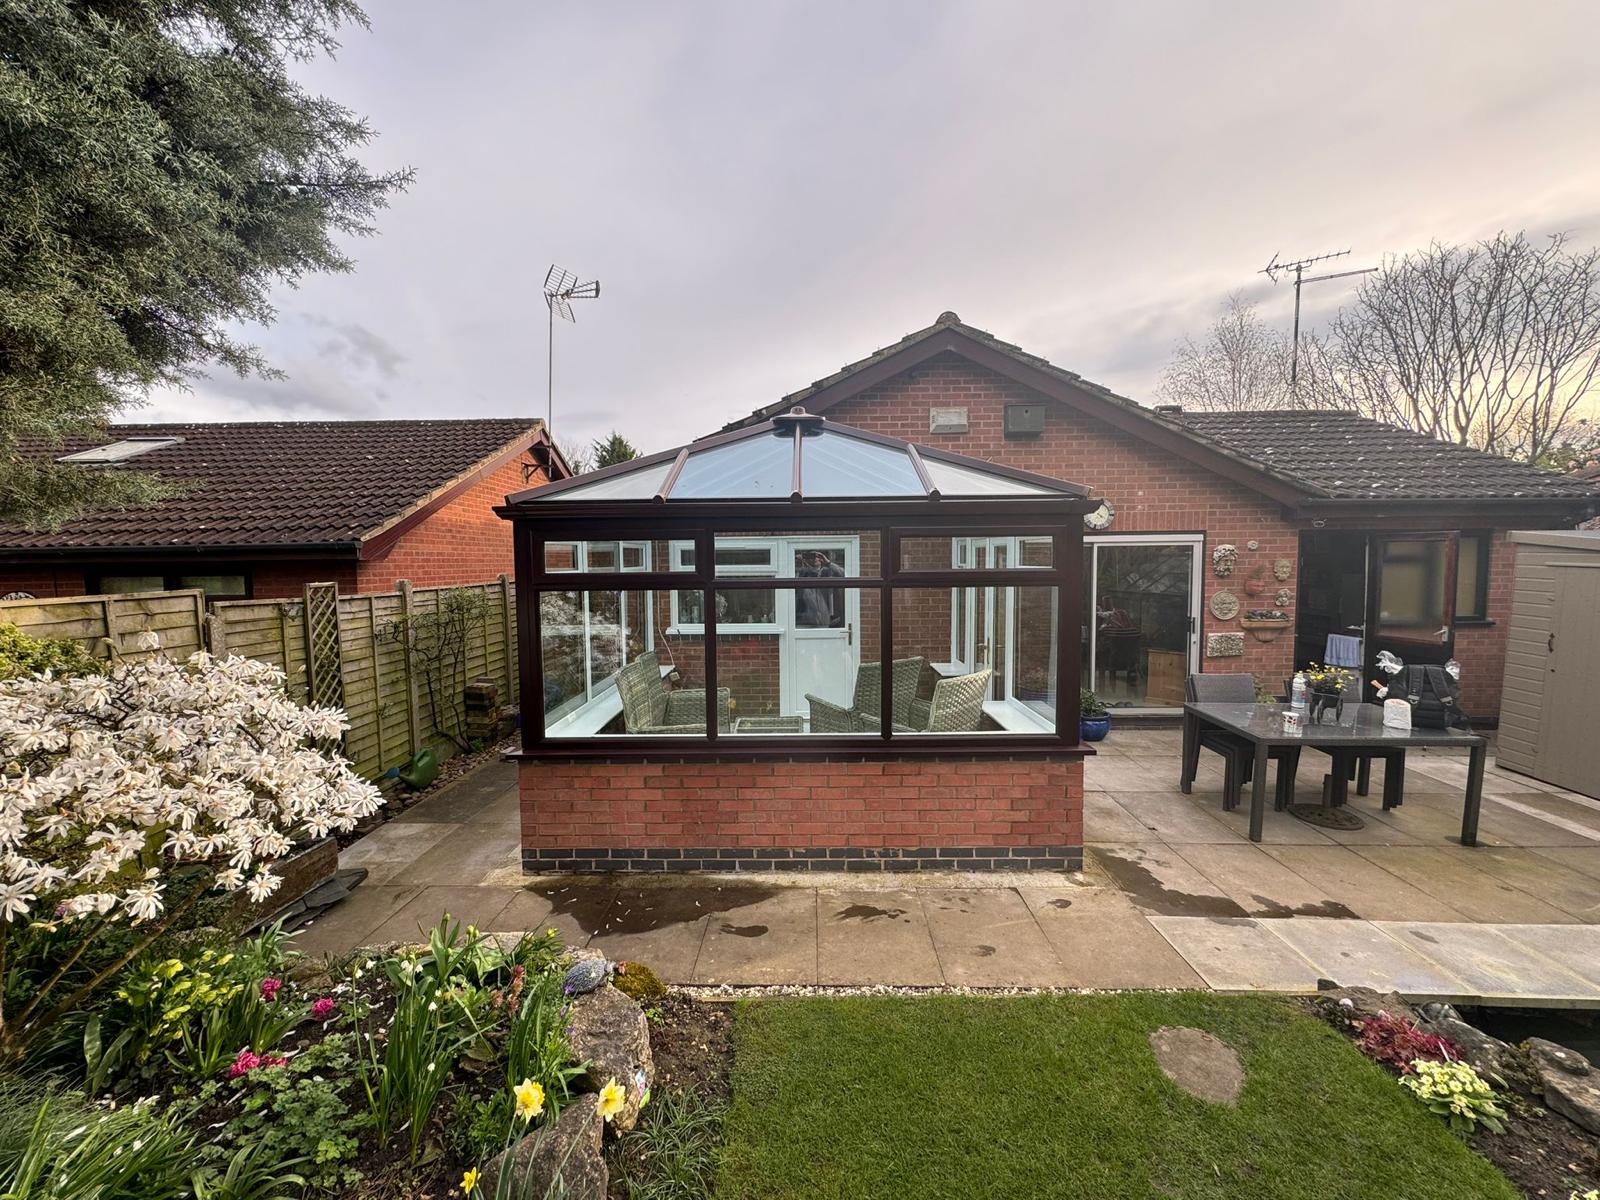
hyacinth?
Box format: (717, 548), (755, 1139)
(0, 648), (384, 926)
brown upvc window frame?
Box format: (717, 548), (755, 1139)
(507, 497), (1091, 760)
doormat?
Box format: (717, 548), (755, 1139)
(1287, 803), (1366, 830)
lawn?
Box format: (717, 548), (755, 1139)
(718, 992), (1518, 1200)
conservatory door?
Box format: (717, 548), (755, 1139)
(781, 540), (859, 717)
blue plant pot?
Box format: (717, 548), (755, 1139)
(1080, 715), (1111, 742)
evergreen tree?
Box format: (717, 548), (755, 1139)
(590, 431), (640, 468)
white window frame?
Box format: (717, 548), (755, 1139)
(1083, 532), (1204, 713)
(542, 541), (654, 725)
(667, 538), (783, 634)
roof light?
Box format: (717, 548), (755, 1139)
(57, 437), (183, 465)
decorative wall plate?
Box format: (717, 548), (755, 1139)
(1246, 539), (1260, 551)
(1209, 589), (1240, 621)
(1206, 632), (1245, 658)
(1273, 558), (1292, 581)
(1274, 587), (1292, 607)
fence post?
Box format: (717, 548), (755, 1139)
(499, 573), (516, 705)
(397, 579), (422, 752)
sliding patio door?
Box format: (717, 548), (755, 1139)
(1083, 537), (1201, 709)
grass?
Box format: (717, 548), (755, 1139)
(719, 993), (1518, 1200)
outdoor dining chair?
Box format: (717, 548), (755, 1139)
(807, 657), (924, 733)
(617, 651), (732, 735)
(1186, 673), (1301, 811)
(900, 668), (992, 733)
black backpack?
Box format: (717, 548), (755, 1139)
(1388, 665), (1469, 730)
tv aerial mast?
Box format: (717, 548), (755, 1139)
(543, 265), (600, 436)
(1259, 249), (1376, 387)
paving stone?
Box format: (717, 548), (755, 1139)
(1171, 844), (1357, 919)
(387, 823), (523, 887)
(1149, 1026), (1243, 1104)
(1088, 845), (1248, 918)
(292, 884), (424, 955)
(1258, 845), (1469, 922)
(1021, 886), (1204, 990)
(364, 885), (520, 944)
(921, 888), (1070, 988)
(1490, 925), (1600, 988)
(1265, 918), (1470, 997)
(1197, 795), (1339, 845)
(817, 889), (942, 985)
(339, 820), (462, 866)
(1084, 793), (1159, 844)
(1353, 846), (1579, 924)
(1147, 916), (1322, 991)
(582, 887), (716, 984)
(1376, 923), (1600, 1002)
(496, 886), (617, 949)
(1108, 793), (1244, 844)
(1531, 846), (1600, 882)
(1467, 848), (1600, 922)
(694, 888), (818, 985)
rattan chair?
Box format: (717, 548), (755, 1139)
(807, 657), (924, 733)
(1187, 673), (1301, 811)
(900, 668), (992, 733)
(617, 652), (730, 734)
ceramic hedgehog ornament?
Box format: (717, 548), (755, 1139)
(562, 957), (614, 995)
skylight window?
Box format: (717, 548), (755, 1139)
(56, 437), (183, 465)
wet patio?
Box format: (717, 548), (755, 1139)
(296, 728), (1600, 1004)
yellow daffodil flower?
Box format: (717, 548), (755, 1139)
(598, 1079), (627, 1122)
(513, 1078), (545, 1122)
(459, 1166), (480, 1195)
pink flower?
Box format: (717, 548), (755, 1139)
(259, 977), (283, 1002)
(311, 997), (336, 1021)
(228, 1049), (262, 1079)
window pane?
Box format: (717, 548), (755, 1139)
(716, 588), (880, 735)
(178, 574), (247, 598)
(1377, 539), (1448, 632)
(799, 433), (923, 496)
(1455, 534), (1485, 619)
(899, 534), (1053, 571)
(97, 576), (165, 594)
(542, 589), (700, 738)
(540, 458), (673, 501)
(671, 435), (795, 499)
(546, 541), (676, 573)
(891, 586), (1057, 733)
(1089, 544), (1193, 708)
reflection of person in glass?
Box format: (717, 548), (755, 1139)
(797, 550), (844, 628)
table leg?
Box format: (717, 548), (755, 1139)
(1327, 752), (1352, 808)
(1180, 709), (1198, 795)
(1461, 743), (1486, 846)
(1382, 752), (1405, 811)
(1356, 755), (1371, 796)
(1248, 740), (1269, 842)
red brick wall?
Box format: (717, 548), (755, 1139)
(0, 565), (87, 597)
(519, 754), (1084, 871)
(358, 457), (545, 592)
(824, 353), (1300, 695)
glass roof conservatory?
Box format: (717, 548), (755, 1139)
(499, 409), (1096, 756)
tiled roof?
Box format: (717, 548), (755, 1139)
(2, 419), (545, 551)
(1174, 410), (1600, 502)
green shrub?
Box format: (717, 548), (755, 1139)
(0, 623), (98, 680)
(1399, 1059), (1507, 1134)
(609, 1087), (725, 1200)
(1079, 688), (1108, 718)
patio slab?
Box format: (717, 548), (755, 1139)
(1087, 845), (1248, 918)
(921, 888), (1071, 988)
(1353, 846), (1581, 924)
(1147, 916), (1322, 992)
(364, 885), (518, 945)
(1021, 886), (1205, 990)
(1467, 847), (1600, 922)
(294, 884), (424, 956)
(1170, 844), (1357, 919)
(1104, 792), (1243, 845)
(817, 889), (943, 986)
(386, 823), (522, 887)
(1376, 923), (1600, 1003)
(693, 888), (819, 986)
(1264, 918), (1471, 997)
(337, 819), (461, 866)
(1255, 845), (1469, 922)
(1490, 925), (1600, 990)
(1532, 846), (1600, 881)
(580, 886), (718, 983)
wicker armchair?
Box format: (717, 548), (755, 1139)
(617, 652), (730, 734)
(900, 668), (992, 733)
(806, 657), (923, 733)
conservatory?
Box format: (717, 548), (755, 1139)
(499, 409), (1097, 873)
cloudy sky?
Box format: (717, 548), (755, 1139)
(144, 0), (1600, 456)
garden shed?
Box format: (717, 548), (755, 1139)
(1495, 529), (1600, 799)
(498, 408), (1097, 872)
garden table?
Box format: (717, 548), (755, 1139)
(1180, 701), (1488, 844)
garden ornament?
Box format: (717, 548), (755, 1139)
(1211, 544), (1238, 577)
(562, 957), (615, 995)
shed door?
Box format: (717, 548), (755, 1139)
(1534, 564), (1600, 799)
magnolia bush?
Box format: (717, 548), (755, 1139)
(0, 641), (384, 928)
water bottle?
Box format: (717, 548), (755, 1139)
(1290, 671), (1308, 710)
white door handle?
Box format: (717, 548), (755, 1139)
(1436, 626), (1450, 641)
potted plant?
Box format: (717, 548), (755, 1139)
(1240, 607), (1293, 642)
(1080, 688), (1111, 741)
(1303, 662), (1357, 723)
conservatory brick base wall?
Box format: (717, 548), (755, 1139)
(519, 756), (1084, 873)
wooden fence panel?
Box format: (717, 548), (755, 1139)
(0, 589), (204, 663)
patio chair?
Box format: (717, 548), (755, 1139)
(899, 668), (992, 733)
(807, 657), (923, 733)
(1281, 675), (1406, 809)
(1187, 673), (1301, 811)
(617, 651), (731, 735)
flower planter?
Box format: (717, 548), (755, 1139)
(1242, 617), (1292, 643)
(235, 837), (339, 927)
(1080, 714), (1111, 742)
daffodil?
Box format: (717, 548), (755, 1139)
(513, 1078), (545, 1122)
(459, 1166), (480, 1195)
(598, 1079), (626, 1122)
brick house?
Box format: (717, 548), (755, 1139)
(0, 419), (568, 601)
(721, 312), (1599, 724)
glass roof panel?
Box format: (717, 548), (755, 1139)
(540, 457), (673, 501)
(800, 432), (925, 496)
(922, 456), (1061, 496)
(670, 434), (796, 499)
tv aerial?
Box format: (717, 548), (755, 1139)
(543, 265), (601, 435)
(1260, 249), (1375, 387)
